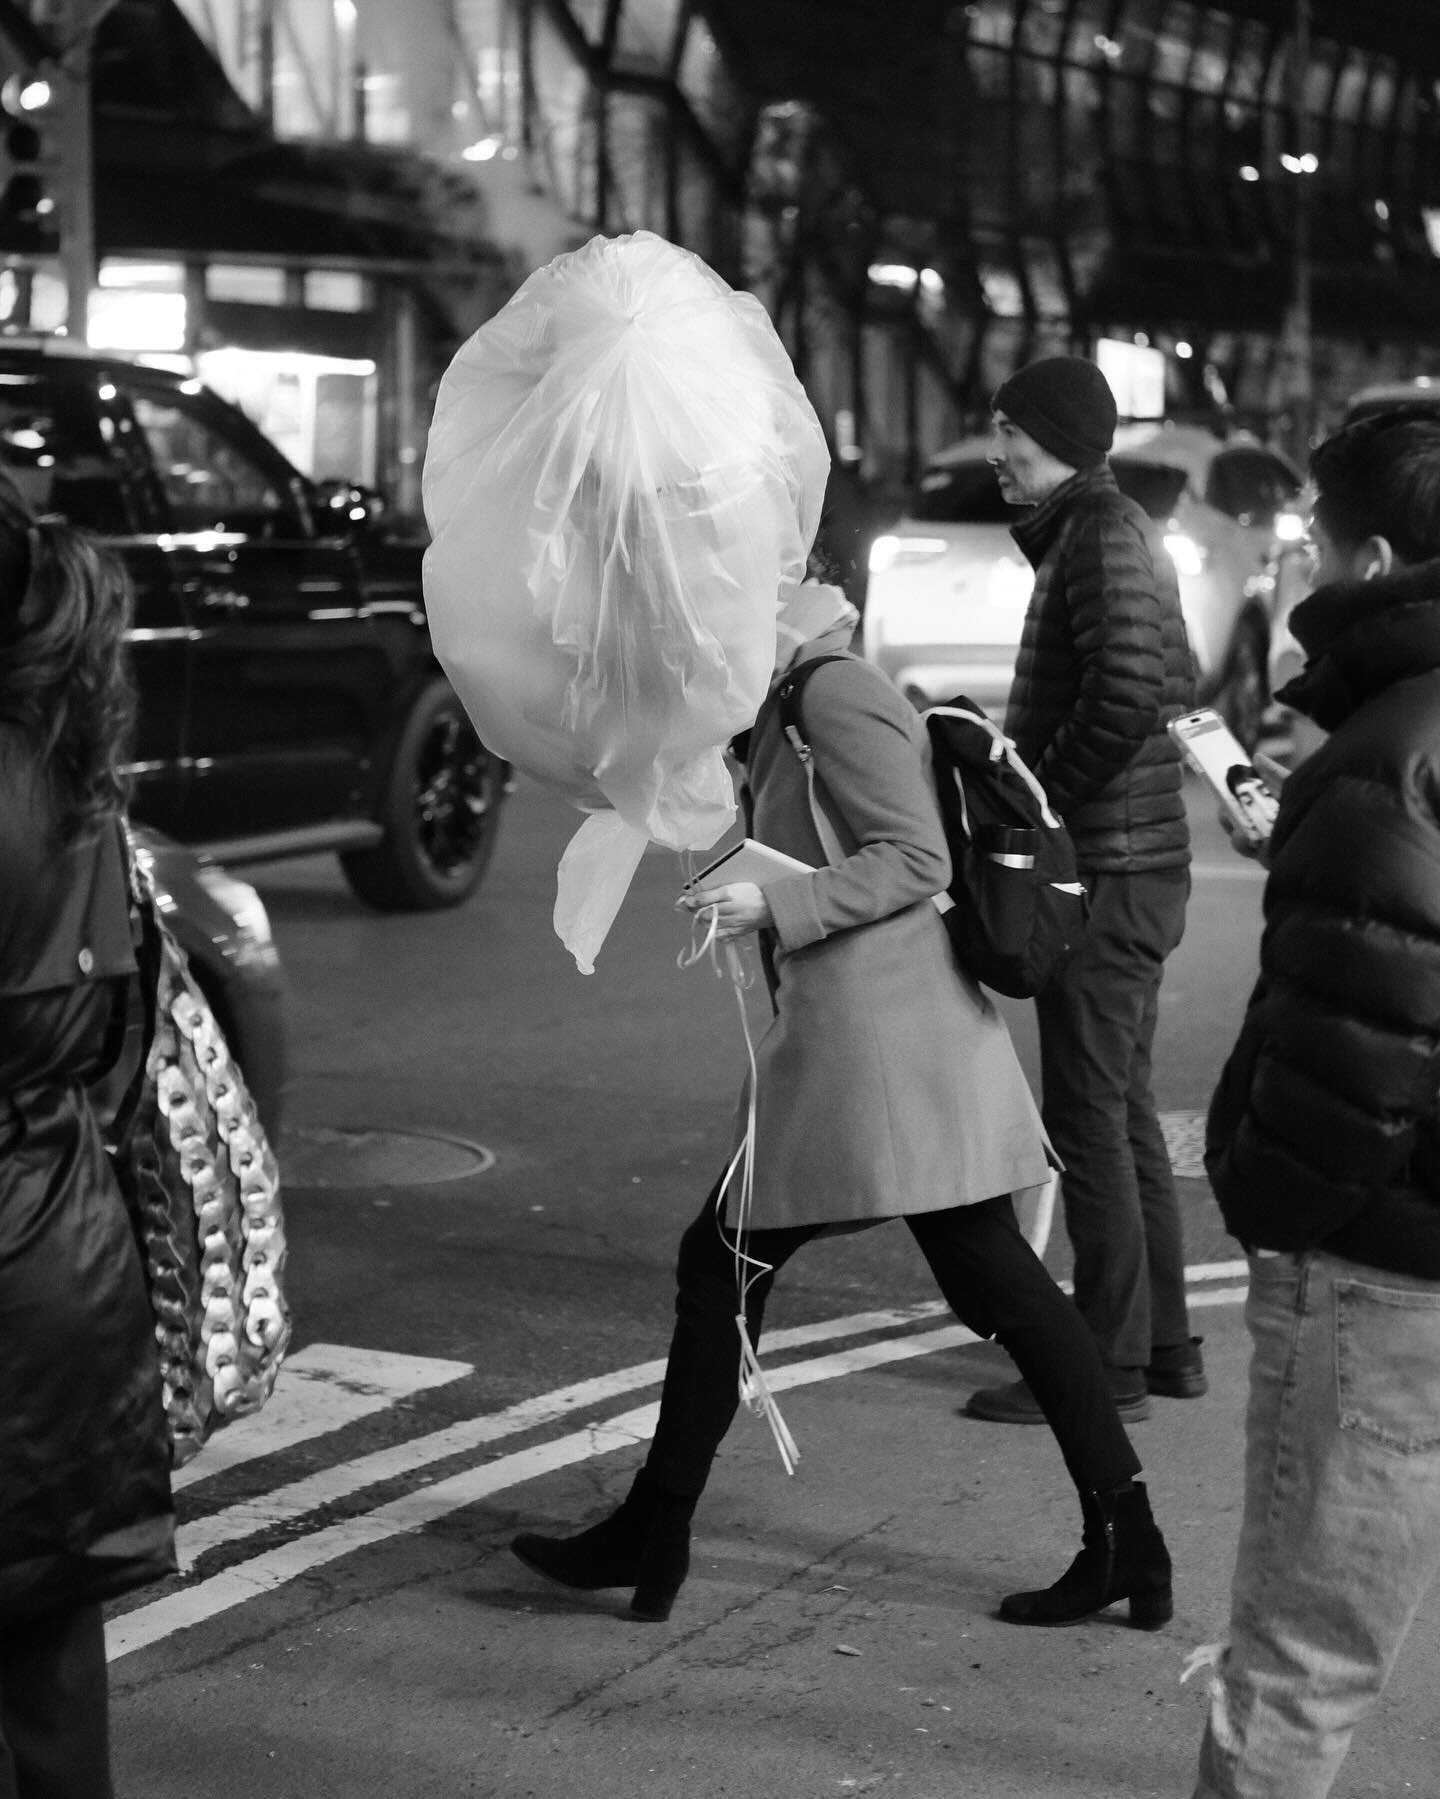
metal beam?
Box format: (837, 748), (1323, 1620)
(0, 1), (58, 67)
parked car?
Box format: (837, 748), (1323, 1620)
(1343, 376), (1440, 423)
(0, 341), (508, 910)
(93, 826), (288, 1140)
(862, 423), (1302, 747)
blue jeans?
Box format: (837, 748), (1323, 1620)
(1192, 1251), (1440, 1799)
(1034, 868), (1192, 1370)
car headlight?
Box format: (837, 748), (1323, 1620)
(868, 533), (948, 574)
(869, 533), (900, 574)
(193, 864), (276, 960)
(1163, 532), (1207, 578)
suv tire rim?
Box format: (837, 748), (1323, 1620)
(415, 712), (496, 879)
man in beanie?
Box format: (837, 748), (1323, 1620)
(964, 355), (1201, 1426)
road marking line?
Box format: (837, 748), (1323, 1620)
(109, 1283), (1251, 1663)
(1190, 861), (1267, 881)
(1188, 1259), (1249, 1282)
(171, 1306), (960, 1568)
(172, 1344), (473, 1492)
(1184, 1285), (1249, 1310)
(173, 1273), (1252, 1568)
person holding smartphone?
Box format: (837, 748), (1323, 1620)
(1190, 406), (1440, 1799)
(509, 577), (1172, 1632)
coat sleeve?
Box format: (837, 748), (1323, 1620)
(1206, 768), (1440, 1257)
(763, 661), (951, 952)
(1028, 506), (1165, 817)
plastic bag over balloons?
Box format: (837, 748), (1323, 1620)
(422, 231), (830, 971)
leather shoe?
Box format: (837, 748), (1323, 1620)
(963, 1375), (1151, 1426)
(1145, 1336), (1207, 1398)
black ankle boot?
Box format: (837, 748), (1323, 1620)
(511, 1466), (696, 1622)
(997, 1480), (1173, 1629)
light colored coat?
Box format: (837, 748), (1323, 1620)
(725, 628), (1053, 1231)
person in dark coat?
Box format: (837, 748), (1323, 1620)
(1189, 408), (1440, 1799)
(963, 356), (1202, 1427)
(510, 579), (1172, 1631)
(0, 485), (175, 1798)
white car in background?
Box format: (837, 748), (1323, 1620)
(862, 423), (1302, 747)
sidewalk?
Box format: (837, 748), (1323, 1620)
(110, 1284), (1438, 1799)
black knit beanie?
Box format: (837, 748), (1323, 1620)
(991, 357), (1117, 469)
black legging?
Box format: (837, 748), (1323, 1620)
(644, 1182), (1141, 1501)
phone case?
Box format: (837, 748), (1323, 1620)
(1167, 708), (1279, 843)
(685, 837), (814, 890)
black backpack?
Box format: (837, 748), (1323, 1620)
(777, 657), (1087, 998)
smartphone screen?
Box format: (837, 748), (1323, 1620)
(1168, 708), (1279, 844)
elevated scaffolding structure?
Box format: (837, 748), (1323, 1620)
(1, 0), (1435, 523)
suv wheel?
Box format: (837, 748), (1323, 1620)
(1216, 616), (1268, 753)
(341, 679), (504, 911)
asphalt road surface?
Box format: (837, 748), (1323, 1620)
(102, 771), (1440, 1799)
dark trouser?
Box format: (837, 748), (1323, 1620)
(644, 1184), (1141, 1502)
(1035, 867), (1192, 1374)
(0, 1603), (112, 1799)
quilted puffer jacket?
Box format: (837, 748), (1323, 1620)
(1205, 559), (1440, 1276)
(1003, 464), (1195, 872)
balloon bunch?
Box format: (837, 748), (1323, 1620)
(423, 230), (829, 970)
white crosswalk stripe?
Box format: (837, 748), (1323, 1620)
(171, 1342), (473, 1492)
(107, 1265), (1252, 1664)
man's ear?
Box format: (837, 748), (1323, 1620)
(1360, 536), (1395, 581)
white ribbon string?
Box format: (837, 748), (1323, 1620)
(677, 900), (799, 1476)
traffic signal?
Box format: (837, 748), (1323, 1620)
(0, 71), (59, 256)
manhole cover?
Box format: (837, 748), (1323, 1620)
(1160, 1109), (1208, 1180)
(282, 1126), (496, 1189)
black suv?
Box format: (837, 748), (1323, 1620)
(0, 345), (506, 909)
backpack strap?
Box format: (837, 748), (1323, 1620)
(923, 703), (1064, 831)
(106, 816), (162, 1160)
(775, 653), (853, 868)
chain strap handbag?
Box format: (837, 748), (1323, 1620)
(108, 824), (292, 1468)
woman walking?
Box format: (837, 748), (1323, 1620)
(0, 484), (175, 1797)
(512, 580), (1171, 1628)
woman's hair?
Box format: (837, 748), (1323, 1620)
(0, 476), (136, 841)
(1310, 406), (1440, 566)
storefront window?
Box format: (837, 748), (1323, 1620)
(1333, 50), (1369, 123)
(1017, 0), (1068, 59)
(462, 0), (524, 144)
(1107, 73), (1148, 161)
(1113, 0), (1163, 77)
(1187, 5), (1231, 96)
(207, 265), (287, 305)
(969, 42), (1010, 103)
(1150, 2), (1199, 89)
(304, 271), (369, 312)
(966, 1), (1017, 51)
(1226, 16), (1271, 109)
